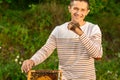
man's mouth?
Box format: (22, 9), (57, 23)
(74, 14), (83, 18)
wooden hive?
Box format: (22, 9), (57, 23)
(27, 70), (62, 80)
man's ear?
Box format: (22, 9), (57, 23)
(68, 6), (71, 13)
(86, 9), (90, 16)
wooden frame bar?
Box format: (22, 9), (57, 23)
(27, 70), (62, 80)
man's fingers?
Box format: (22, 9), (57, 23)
(21, 60), (29, 73)
(21, 60), (35, 73)
(68, 23), (73, 30)
(68, 22), (80, 31)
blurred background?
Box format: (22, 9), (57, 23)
(0, 0), (120, 80)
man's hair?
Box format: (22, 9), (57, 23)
(69, 0), (90, 9)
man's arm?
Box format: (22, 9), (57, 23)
(30, 35), (56, 65)
(68, 22), (103, 59)
(79, 33), (103, 59)
(21, 34), (56, 73)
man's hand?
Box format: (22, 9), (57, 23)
(68, 22), (83, 36)
(21, 59), (35, 73)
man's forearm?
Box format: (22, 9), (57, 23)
(79, 33), (103, 59)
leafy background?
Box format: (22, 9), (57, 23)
(0, 0), (120, 80)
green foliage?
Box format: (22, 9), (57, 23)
(0, 2), (66, 79)
(0, 1), (120, 80)
(96, 58), (120, 80)
(0, 0), (117, 13)
(0, 0), (12, 3)
(0, 61), (26, 80)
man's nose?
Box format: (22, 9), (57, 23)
(76, 11), (79, 15)
(76, 10), (82, 15)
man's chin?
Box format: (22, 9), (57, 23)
(72, 19), (78, 22)
(72, 19), (82, 23)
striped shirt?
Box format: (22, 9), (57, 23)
(31, 21), (103, 80)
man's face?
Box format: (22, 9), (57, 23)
(68, 1), (90, 23)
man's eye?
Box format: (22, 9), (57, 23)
(74, 7), (79, 10)
(81, 9), (85, 11)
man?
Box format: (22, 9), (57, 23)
(21, 0), (103, 80)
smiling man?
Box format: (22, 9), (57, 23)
(21, 0), (103, 80)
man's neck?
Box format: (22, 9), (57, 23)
(79, 20), (86, 27)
